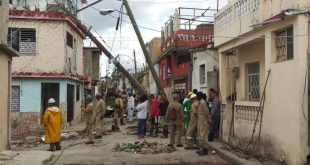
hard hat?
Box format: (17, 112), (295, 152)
(188, 92), (193, 96)
(190, 94), (197, 99)
(48, 98), (56, 104)
(85, 95), (92, 101)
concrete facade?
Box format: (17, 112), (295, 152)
(146, 38), (161, 94)
(9, 19), (84, 75)
(191, 47), (218, 94)
(216, 0), (310, 164)
(0, 0), (19, 151)
(83, 47), (101, 83)
(7, 10), (87, 141)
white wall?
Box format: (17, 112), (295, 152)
(192, 49), (218, 93)
(149, 64), (159, 95)
(219, 15), (310, 165)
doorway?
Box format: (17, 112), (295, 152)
(67, 84), (75, 123)
(41, 83), (60, 117)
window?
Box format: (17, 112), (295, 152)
(248, 62), (260, 101)
(66, 32), (73, 48)
(11, 86), (20, 112)
(275, 27), (294, 61)
(177, 54), (191, 65)
(7, 28), (36, 55)
(199, 64), (206, 84)
(76, 85), (80, 101)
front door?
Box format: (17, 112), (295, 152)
(67, 84), (75, 123)
(41, 83), (60, 118)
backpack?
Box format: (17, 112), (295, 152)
(169, 108), (177, 121)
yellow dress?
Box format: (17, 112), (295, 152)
(43, 107), (63, 144)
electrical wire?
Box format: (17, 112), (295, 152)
(90, 6), (161, 32)
(128, 0), (209, 4)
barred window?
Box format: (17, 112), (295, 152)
(248, 62), (260, 101)
(7, 28), (36, 55)
(275, 27), (294, 61)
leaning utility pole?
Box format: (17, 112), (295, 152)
(75, 21), (147, 95)
(123, 0), (165, 95)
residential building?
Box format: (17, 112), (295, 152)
(215, 0), (310, 164)
(159, 8), (214, 99)
(191, 44), (218, 94)
(0, 0), (19, 151)
(8, 0), (87, 141)
(146, 37), (161, 95)
(83, 47), (101, 97)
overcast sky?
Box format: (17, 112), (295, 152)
(80, 0), (229, 77)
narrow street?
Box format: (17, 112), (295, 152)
(2, 120), (230, 165)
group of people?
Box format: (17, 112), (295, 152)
(42, 88), (220, 155)
(132, 88), (221, 156)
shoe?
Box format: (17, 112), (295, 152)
(198, 149), (209, 156)
(47, 148), (55, 152)
(55, 143), (61, 150)
(152, 134), (158, 137)
(196, 150), (203, 154)
(86, 141), (94, 144)
(184, 145), (194, 150)
(47, 144), (56, 152)
(160, 135), (168, 138)
(94, 135), (102, 139)
(176, 144), (183, 147)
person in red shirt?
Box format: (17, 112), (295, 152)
(149, 94), (160, 137)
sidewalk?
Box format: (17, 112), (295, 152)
(208, 142), (280, 165)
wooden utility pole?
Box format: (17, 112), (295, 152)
(123, 0), (165, 95)
(133, 50), (137, 74)
(74, 20), (147, 95)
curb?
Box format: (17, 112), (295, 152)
(208, 142), (261, 165)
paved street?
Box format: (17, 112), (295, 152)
(2, 121), (230, 165)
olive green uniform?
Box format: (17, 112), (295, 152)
(95, 99), (106, 136)
(197, 99), (210, 148)
(84, 103), (94, 143)
(114, 98), (124, 127)
(165, 101), (185, 145)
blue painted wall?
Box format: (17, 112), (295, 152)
(12, 78), (83, 113)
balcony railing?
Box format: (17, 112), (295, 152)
(162, 29), (214, 51)
(215, 0), (260, 33)
(235, 101), (261, 125)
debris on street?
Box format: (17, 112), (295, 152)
(113, 141), (176, 154)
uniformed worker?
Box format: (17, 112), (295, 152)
(121, 91), (128, 125)
(196, 92), (210, 155)
(165, 93), (185, 148)
(43, 98), (63, 151)
(84, 95), (94, 144)
(184, 94), (199, 150)
(94, 93), (106, 139)
(114, 94), (124, 130)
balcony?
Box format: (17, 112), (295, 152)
(162, 29), (214, 52)
(214, 0), (310, 47)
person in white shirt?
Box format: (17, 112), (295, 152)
(136, 95), (148, 139)
(127, 93), (135, 122)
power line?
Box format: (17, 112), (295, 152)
(90, 6), (161, 32)
(128, 0), (209, 4)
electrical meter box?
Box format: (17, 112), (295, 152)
(232, 67), (239, 80)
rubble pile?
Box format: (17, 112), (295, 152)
(114, 141), (176, 154)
